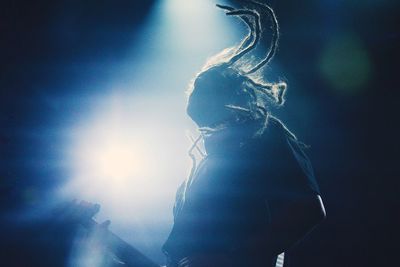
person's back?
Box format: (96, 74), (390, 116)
(163, 3), (326, 266)
(163, 116), (324, 267)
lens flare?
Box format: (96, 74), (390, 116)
(319, 32), (372, 94)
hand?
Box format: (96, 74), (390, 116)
(52, 199), (101, 225)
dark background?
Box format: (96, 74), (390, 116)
(0, 0), (399, 266)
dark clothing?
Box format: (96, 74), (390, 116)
(163, 116), (320, 267)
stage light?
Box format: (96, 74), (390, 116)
(61, 0), (242, 263)
(95, 142), (140, 181)
(63, 92), (193, 263)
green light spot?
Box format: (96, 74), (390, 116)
(319, 33), (372, 94)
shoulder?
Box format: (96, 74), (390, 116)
(260, 115), (321, 196)
(253, 115), (297, 155)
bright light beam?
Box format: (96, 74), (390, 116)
(61, 0), (242, 263)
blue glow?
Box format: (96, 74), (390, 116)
(57, 0), (242, 263)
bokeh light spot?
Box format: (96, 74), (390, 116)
(319, 33), (372, 94)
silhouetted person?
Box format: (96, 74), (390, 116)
(162, 2), (326, 267)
